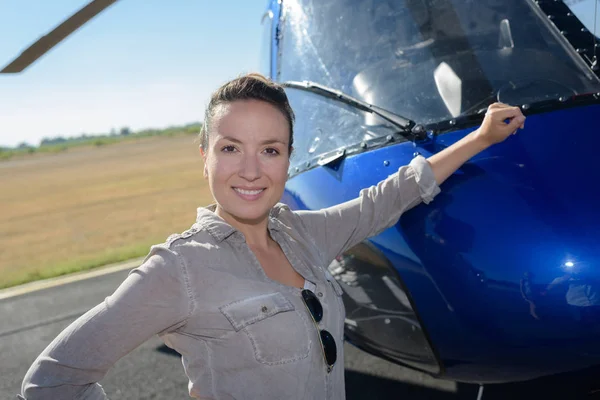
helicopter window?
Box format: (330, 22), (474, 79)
(565, 0), (600, 40)
(285, 88), (397, 170)
(278, 0), (600, 134)
(259, 10), (274, 78)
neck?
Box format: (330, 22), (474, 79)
(215, 205), (272, 248)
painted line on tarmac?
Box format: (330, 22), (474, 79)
(0, 258), (144, 300)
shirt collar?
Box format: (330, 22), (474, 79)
(196, 204), (288, 243)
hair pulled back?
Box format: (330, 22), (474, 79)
(200, 73), (295, 154)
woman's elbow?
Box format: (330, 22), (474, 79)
(20, 359), (41, 400)
(20, 358), (108, 400)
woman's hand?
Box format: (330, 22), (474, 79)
(474, 102), (526, 147)
(426, 102), (526, 186)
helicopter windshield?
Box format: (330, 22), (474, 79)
(279, 0), (600, 129)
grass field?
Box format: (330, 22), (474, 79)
(0, 134), (214, 289)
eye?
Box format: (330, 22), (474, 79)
(221, 145), (237, 153)
(263, 147), (280, 156)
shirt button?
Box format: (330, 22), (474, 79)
(261, 306), (268, 312)
(318, 292), (323, 297)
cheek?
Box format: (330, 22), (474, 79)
(263, 157), (290, 183)
(206, 155), (237, 181)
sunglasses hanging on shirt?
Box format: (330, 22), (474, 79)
(301, 289), (337, 372)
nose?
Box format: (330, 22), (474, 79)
(238, 152), (261, 181)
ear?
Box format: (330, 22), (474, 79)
(287, 145), (294, 162)
(199, 146), (209, 179)
(288, 146), (294, 165)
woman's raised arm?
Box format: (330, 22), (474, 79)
(293, 103), (525, 263)
(427, 103), (525, 186)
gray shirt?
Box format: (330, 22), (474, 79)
(20, 155), (440, 400)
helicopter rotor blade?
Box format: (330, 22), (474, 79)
(1, 0), (119, 73)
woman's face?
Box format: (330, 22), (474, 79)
(201, 99), (291, 226)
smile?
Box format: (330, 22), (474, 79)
(233, 187), (266, 200)
(234, 188), (265, 195)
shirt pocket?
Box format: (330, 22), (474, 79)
(219, 292), (312, 365)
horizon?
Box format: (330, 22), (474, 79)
(2, 120), (202, 150)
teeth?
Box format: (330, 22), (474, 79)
(234, 188), (264, 195)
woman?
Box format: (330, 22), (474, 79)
(19, 73), (525, 399)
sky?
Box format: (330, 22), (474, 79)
(0, 0), (268, 147)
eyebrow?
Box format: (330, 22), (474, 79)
(219, 136), (288, 146)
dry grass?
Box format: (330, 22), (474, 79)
(0, 134), (214, 289)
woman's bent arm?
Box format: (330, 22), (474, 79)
(20, 245), (192, 400)
(294, 155), (440, 262)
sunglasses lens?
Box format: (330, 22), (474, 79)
(301, 290), (337, 371)
(302, 289), (323, 322)
(320, 329), (337, 367)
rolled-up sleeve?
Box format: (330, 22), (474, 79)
(20, 246), (192, 400)
(409, 155), (440, 204)
(295, 155), (440, 262)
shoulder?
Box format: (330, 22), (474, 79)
(270, 203), (305, 230)
(270, 202), (293, 219)
(269, 203), (324, 252)
(139, 223), (216, 271)
(162, 222), (216, 251)
(270, 202), (328, 235)
(133, 224), (213, 292)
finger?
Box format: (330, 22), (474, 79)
(488, 103), (519, 111)
(488, 102), (513, 110)
(490, 106), (524, 121)
(506, 115), (525, 134)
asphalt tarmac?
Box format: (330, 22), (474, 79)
(1, 267), (598, 400)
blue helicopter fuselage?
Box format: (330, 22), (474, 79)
(282, 104), (600, 382)
(264, 0), (600, 383)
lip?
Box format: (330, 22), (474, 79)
(232, 187), (266, 201)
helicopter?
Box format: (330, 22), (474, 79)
(262, 0), (600, 387)
(4, 0), (600, 389)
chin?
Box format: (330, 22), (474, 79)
(221, 199), (276, 225)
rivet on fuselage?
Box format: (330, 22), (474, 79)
(383, 160), (390, 167)
(522, 104), (530, 110)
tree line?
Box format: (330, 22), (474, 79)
(1, 122), (202, 160)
